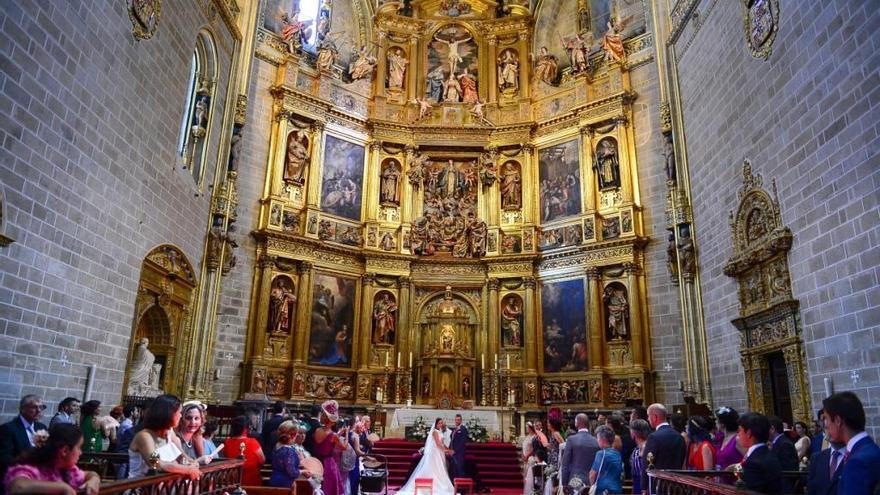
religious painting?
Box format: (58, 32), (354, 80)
(426, 25), (478, 103)
(371, 291), (398, 345)
(603, 282), (629, 340)
(281, 209), (299, 233)
(602, 215), (620, 240)
(594, 137), (620, 190)
(500, 161), (522, 210)
(267, 275), (297, 335)
(320, 134), (364, 221)
(583, 217), (596, 241)
(541, 278), (588, 373)
(539, 140), (582, 222)
(309, 272), (357, 367)
(436, 0), (473, 17)
(412, 159), (484, 257)
(501, 233), (521, 254)
(501, 294), (524, 347)
(379, 158), (402, 206)
(269, 202), (283, 227)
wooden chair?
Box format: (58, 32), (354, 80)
(414, 477), (433, 495)
(453, 477), (475, 495)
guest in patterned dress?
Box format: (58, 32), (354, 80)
(270, 421), (313, 488)
(3, 423), (101, 495)
(629, 420), (651, 495)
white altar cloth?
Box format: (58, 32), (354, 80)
(390, 408), (500, 431)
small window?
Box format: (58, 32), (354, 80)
(177, 30), (217, 187)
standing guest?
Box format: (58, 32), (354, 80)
(823, 391), (880, 494)
(807, 434), (845, 495)
(590, 425), (623, 495)
(670, 413), (689, 449)
(270, 420), (312, 488)
(544, 417), (565, 495)
(347, 419), (368, 495)
(79, 401), (103, 453)
(358, 416), (374, 455)
(809, 414), (825, 456)
(736, 412), (782, 494)
(176, 402), (206, 461)
(560, 413), (600, 489)
(768, 416), (799, 475)
(303, 404), (323, 455)
(607, 414), (635, 477)
(3, 423), (101, 495)
(522, 421), (537, 494)
(0, 395), (48, 494)
(793, 421), (812, 459)
(685, 416), (715, 470)
(629, 420), (650, 495)
(202, 421), (219, 457)
(128, 394), (201, 480)
(49, 399), (80, 428)
(118, 405), (137, 438)
(640, 403), (686, 491)
(262, 401), (287, 463)
(630, 406), (647, 423)
(713, 407), (745, 470)
(224, 416), (265, 486)
(312, 400), (349, 495)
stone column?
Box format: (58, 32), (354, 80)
(522, 277), (538, 373)
(358, 273), (375, 370)
(293, 262), (313, 365)
(585, 267), (603, 370)
(624, 262), (645, 367)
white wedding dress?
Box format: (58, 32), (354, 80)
(395, 428), (454, 495)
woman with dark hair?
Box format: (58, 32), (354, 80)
(544, 418), (565, 495)
(792, 421), (811, 459)
(714, 407), (745, 470)
(3, 423), (101, 495)
(223, 415), (265, 486)
(202, 421), (219, 457)
(79, 401), (103, 453)
(686, 416), (716, 470)
(128, 394), (201, 480)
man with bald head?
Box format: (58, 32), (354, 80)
(560, 413), (600, 489)
(639, 403), (686, 493)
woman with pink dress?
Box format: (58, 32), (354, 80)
(714, 407), (746, 470)
(4, 423), (101, 495)
(312, 400), (349, 495)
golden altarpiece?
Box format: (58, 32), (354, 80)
(241, 0), (656, 412)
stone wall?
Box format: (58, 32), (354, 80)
(0, 0), (236, 418)
(673, 0), (880, 432)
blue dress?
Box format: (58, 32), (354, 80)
(591, 448), (623, 494)
(269, 445), (301, 488)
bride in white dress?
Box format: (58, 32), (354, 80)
(396, 418), (455, 495)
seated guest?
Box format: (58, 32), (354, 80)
(128, 394), (201, 480)
(1, 395), (48, 487)
(176, 402), (206, 461)
(3, 423), (101, 495)
(79, 401), (103, 453)
(736, 412), (782, 494)
(49, 398), (80, 428)
(823, 391), (880, 495)
(270, 421), (313, 488)
(793, 421), (812, 459)
(224, 416), (265, 486)
(590, 425), (623, 495)
(686, 416), (716, 470)
(714, 407), (744, 470)
(202, 421), (219, 457)
(629, 419), (651, 495)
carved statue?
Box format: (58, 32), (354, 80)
(443, 72), (461, 102)
(349, 45), (377, 81)
(560, 33), (590, 74)
(251, 369), (266, 393)
(458, 68), (478, 103)
(666, 233), (679, 280)
(279, 12), (311, 53)
(594, 138), (620, 189)
(500, 162), (522, 209)
(372, 293), (398, 344)
(468, 215), (487, 257)
(283, 130), (309, 184)
(478, 150), (498, 186)
(470, 99), (490, 125)
(603, 286), (629, 339)
(379, 232), (396, 251)
(663, 133), (676, 182)
(501, 295), (523, 347)
(601, 20), (627, 63)
(412, 98), (433, 120)
(126, 338), (163, 396)
(387, 48), (408, 89)
(192, 96), (208, 135)
(425, 66), (445, 102)
(410, 216), (434, 255)
(268, 277), (297, 335)
(380, 160), (401, 204)
(678, 230), (696, 276)
(316, 35), (339, 71)
(534, 46), (558, 85)
(407, 153), (430, 186)
(497, 49), (519, 93)
(433, 32), (472, 74)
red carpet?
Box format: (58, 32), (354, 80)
(371, 439), (523, 492)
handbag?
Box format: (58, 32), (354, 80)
(588, 449), (606, 495)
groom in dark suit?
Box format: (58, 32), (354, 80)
(448, 414), (469, 479)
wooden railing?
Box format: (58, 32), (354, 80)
(648, 470), (807, 495)
(78, 452), (129, 480)
(85, 459), (244, 495)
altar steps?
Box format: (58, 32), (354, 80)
(371, 439), (523, 492)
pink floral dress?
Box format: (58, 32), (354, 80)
(3, 464), (86, 492)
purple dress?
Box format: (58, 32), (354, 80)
(314, 431), (343, 495)
(715, 433), (743, 470)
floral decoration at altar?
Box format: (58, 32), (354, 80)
(465, 417), (488, 443)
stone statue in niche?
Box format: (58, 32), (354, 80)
(663, 133), (676, 183)
(594, 138), (621, 190)
(500, 162), (522, 209)
(279, 11), (311, 53)
(349, 45), (378, 81)
(561, 33), (590, 74)
(191, 96), (209, 138)
(534, 47), (558, 85)
(283, 129), (309, 184)
(422, 376), (430, 397)
(386, 47), (408, 90)
(372, 292), (398, 344)
(268, 276), (297, 335)
(603, 284), (629, 340)
(462, 376), (470, 397)
(497, 49), (519, 94)
(501, 295), (523, 347)
(380, 160), (401, 205)
(677, 225), (696, 276)
(251, 369), (266, 394)
(667, 233), (679, 281)
(127, 338), (163, 396)
(440, 325), (455, 352)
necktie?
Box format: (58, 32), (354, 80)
(830, 449), (842, 477)
(26, 424), (35, 446)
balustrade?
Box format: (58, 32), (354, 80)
(84, 458), (244, 495)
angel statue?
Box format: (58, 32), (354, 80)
(433, 31), (473, 74)
(349, 44), (378, 81)
(412, 98), (434, 121)
(470, 98), (491, 126)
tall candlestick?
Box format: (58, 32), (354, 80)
(397, 352), (401, 368)
(494, 354), (498, 370)
(385, 353), (389, 367)
(506, 354), (510, 369)
(481, 353), (485, 369)
(409, 351), (413, 368)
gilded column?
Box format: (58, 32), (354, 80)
(586, 267), (603, 370)
(251, 255), (277, 362)
(521, 144), (536, 225)
(486, 36), (498, 103)
(397, 276), (412, 366)
(366, 141), (382, 222)
(293, 262), (313, 365)
(522, 277), (538, 372)
(407, 35), (419, 101)
(358, 273), (376, 370)
(376, 30), (389, 99)
(306, 122), (325, 209)
(487, 278), (500, 373)
(517, 31), (530, 100)
(614, 116), (635, 204)
(580, 126), (597, 212)
(624, 262), (645, 367)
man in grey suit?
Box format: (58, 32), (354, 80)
(560, 413), (600, 488)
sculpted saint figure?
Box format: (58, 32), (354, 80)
(316, 36), (339, 71)
(127, 338), (162, 396)
(500, 162), (522, 209)
(534, 46), (558, 84)
(501, 296), (522, 346)
(603, 286), (629, 339)
(601, 20), (626, 62)
(372, 293), (398, 344)
(433, 32), (472, 74)
(594, 138), (620, 189)
(380, 160), (401, 204)
(268, 278), (297, 335)
(349, 45), (377, 81)
(443, 72), (462, 102)
(387, 48), (408, 89)
(426, 66), (445, 102)
(561, 33), (590, 73)
(284, 130), (309, 184)
(457, 68), (478, 103)
(497, 50), (519, 92)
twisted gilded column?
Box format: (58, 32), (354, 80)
(293, 262), (313, 365)
(586, 267), (603, 370)
(522, 277), (537, 373)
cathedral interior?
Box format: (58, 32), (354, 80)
(0, 0), (877, 435)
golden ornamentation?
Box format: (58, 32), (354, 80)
(742, 0), (779, 60)
(128, 0), (161, 41)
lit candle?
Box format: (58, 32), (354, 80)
(409, 351), (413, 368)
(385, 353), (389, 367)
(397, 352), (401, 368)
(507, 354), (510, 369)
(494, 354), (498, 370)
(481, 353), (485, 369)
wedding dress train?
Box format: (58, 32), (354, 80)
(395, 428), (454, 495)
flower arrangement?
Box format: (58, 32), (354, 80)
(465, 417), (489, 443)
(407, 415), (429, 442)
(33, 429), (49, 447)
